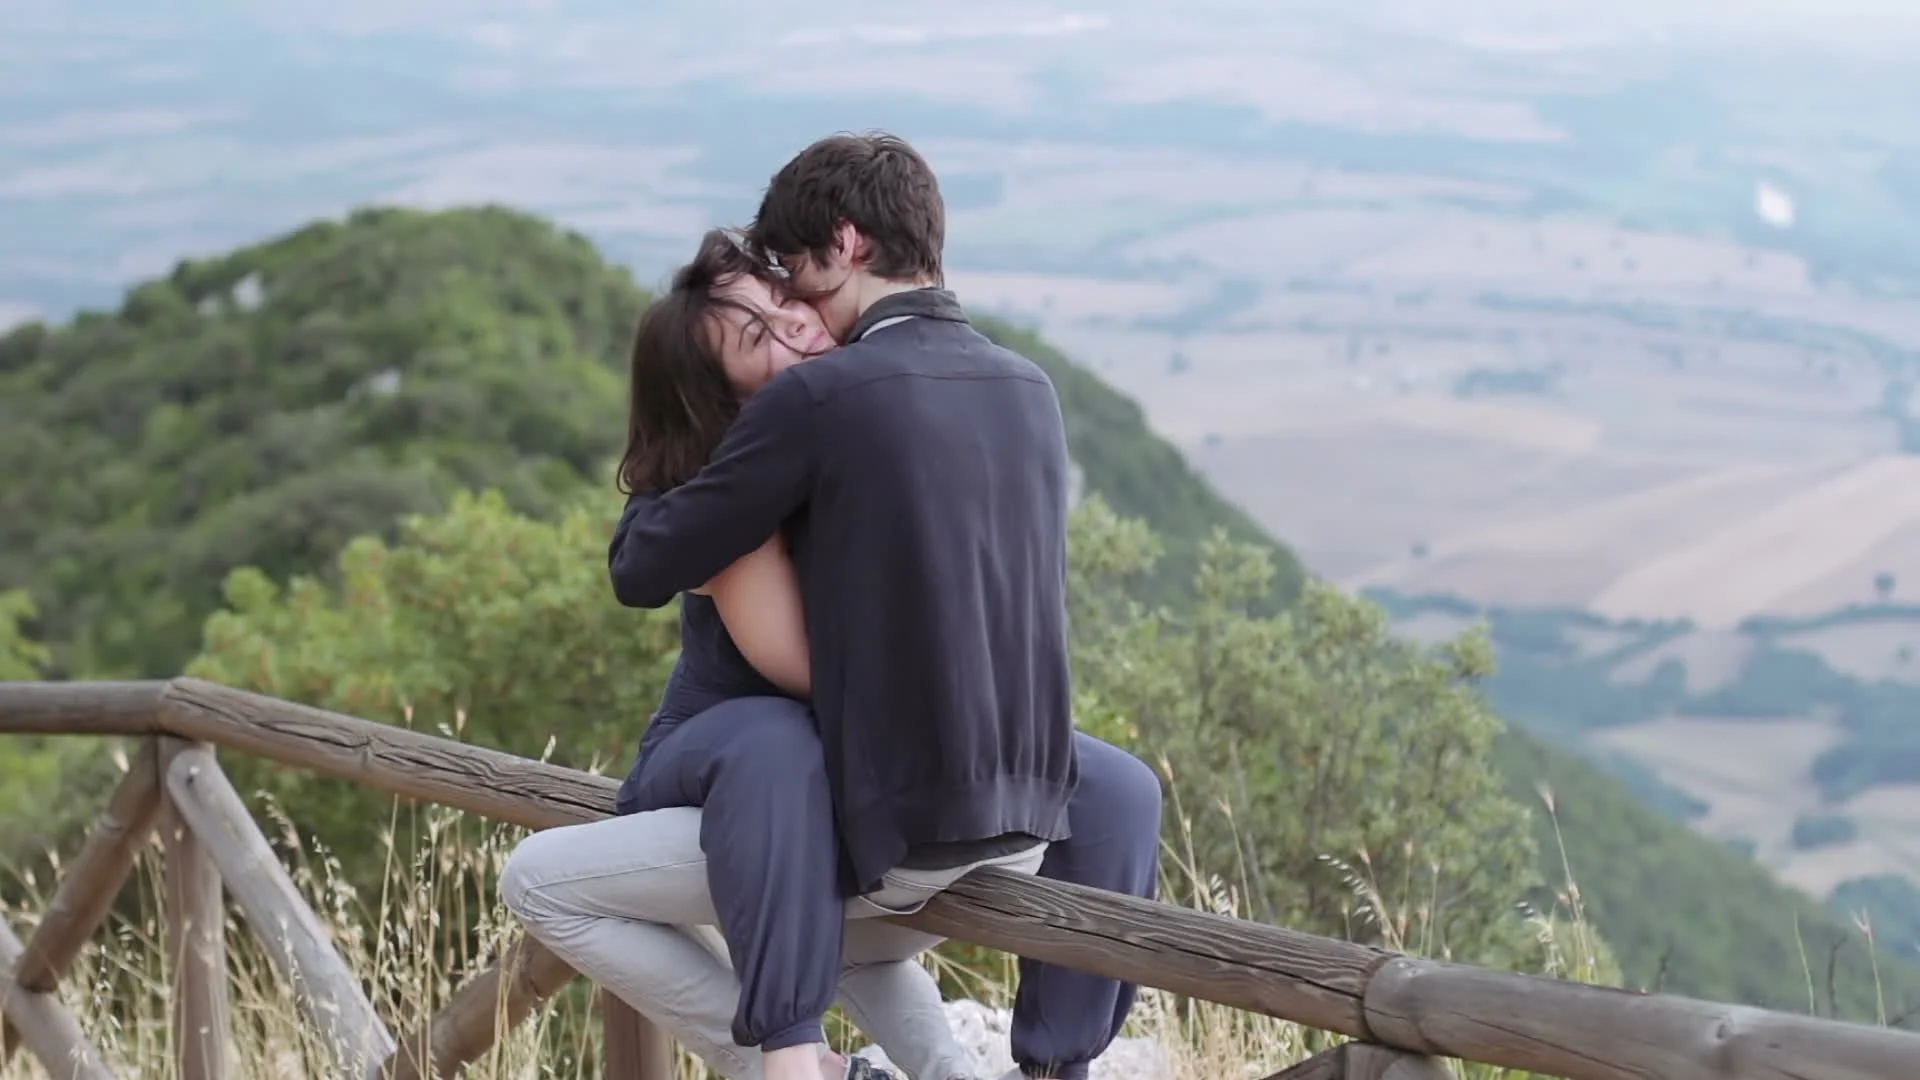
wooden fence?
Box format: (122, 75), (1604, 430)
(0, 678), (1916, 1080)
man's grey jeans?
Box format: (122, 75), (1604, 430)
(501, 806), (1045, 1080)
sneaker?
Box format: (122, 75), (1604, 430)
(843, 1058), (901, 1080)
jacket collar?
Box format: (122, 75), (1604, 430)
(846, 287), (968, 342)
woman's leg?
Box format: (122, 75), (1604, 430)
(836, 921), (976, 1080)
(502, 811), (973, 1079)
(1007, 733), (1163, 1080)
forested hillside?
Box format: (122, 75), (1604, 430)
(0, 205), (1913, 1022)
(977, 320), (1303, 611)
(0, 207), (644, 678)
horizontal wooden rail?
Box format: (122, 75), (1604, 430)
(5, 678), (1920, 1080)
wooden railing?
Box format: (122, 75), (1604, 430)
(1, 679), (1916, 1080)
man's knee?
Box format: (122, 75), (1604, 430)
(1112, 750), (1165, 833)
(1076, 735), (1164, 832)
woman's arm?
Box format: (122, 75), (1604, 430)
(697, 533), (812, 698)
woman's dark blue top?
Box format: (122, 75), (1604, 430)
(614, 592), (785, 813)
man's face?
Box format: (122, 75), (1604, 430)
(777, 224), (862, 344)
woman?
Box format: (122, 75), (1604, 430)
(501, 231), (1162, 1080)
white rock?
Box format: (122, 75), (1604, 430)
(852, 998), (1173, 1080)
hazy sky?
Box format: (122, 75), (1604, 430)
(5, 0), (1918, 324)
(12, 0), (1920, 41)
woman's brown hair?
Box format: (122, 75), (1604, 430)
(617, 228), (778, 495)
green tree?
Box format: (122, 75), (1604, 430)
(0, 206), (646, 679)
(0, 589), (119, 867)
(0, 589), (48, 681)
(1067, 500), (1554, 969)
(188, 490), (682, 879)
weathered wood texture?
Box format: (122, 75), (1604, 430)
(0, 920), (118, 1080)
(10, 680), (1920, 1080)
(164, 745), (396, 1078)
(1364, 954), (1920, 1080)
(158, 739), (229, 1080)
(599, 993), (672, 1080)
(160, 679), (615, 829)
(14, 739), (164, 992)
(383, 935), (577, 1080)
(1265, 1042), (1452, 1080)
(0, 739), (162, 1068)
(0, 681), (165, 736)
(908, 867), (1386, 1037)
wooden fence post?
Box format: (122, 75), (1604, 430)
(1, 737), (163, 1063)
(0, 919), (118, 1080)
(16, 738), (163, 992)
(600, 993), (671, 1079)
(164, 745), (395, 1077)
(158, 737), (229, 1080)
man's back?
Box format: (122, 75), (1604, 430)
(785, 290), (1078, 893)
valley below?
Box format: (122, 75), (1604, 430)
(956, 193), (1920, 921)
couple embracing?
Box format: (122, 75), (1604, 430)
(499, 132), (1163, 1080)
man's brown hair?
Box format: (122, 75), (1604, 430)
(749, 131), (945, 284)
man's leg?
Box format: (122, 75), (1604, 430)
(1007, 733), (1163, 1080)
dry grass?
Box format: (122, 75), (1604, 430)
(1, 796), (601, 1079)
(0, 779), (1620, 1080)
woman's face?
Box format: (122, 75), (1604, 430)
(708, 273), (834, 395)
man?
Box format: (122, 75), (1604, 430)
(611, 131), (1159, 1080)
